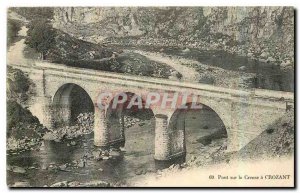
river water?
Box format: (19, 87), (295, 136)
(7, 109), (226, 187)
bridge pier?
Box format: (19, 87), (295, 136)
(119, 114), (125, 147)
(154, 114), (171, 160)
(94, 106), (109, 147)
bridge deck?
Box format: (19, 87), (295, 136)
(8, 60), (294, 101)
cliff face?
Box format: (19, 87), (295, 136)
(53, 7), (294, 65)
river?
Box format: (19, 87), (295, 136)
(7, 109), (226, 187)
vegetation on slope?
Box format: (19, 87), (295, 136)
(235, 110), (294, 159)
(23, 17), (178, 79)
(7, 19), (22, 46)
(7, 67), (44, 152)
(10, 7), (54, 21)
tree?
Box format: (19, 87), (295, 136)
(11, 7), (54, 20)
(7, 66), (33, 103)
(25, 19), (56, 60)
(7, 19), (21, 46)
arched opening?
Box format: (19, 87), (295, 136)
(106, 92), (156, 172)
(168, 103), (228, 161)
(106, 92), (155, 147)
(52, 83), (94, 127)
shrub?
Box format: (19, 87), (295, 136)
(7, 19), (21, 46)
(25, 19), (56, 60)
(7, 100), (40, 131)
(199, 74), (215, 85)
(11, 7), (54, 20)
(7, 67), (34, 103)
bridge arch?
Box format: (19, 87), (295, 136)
(162, 101), (229, 161)
(102, 91), (155, 147)
(52, 83), (94, 127)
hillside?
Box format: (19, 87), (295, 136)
(8, 8), (179, 79)
(53, 7), (294, 67)
(233, 110), (294, 160)
(9, 7), (294, 88)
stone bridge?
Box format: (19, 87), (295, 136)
(9, 61), (294, 161)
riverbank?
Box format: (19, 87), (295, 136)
(127, 110), (294, 187)
(7, 108), (230, 187)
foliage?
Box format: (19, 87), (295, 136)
(47, 29), (113, 61)
(10, 7), (54, 20)
(7, 67), (34, 103)
(198, 74), (215, 85)
(116, 52), (173, 78)
(7, 19), (21, 46)
(7, 100), (40, 131)
(6, 68), (43, 143)
(25, 19), (56, 59)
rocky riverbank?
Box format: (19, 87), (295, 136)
(7, 112), (151, 187)
(128, 110), (294, 186)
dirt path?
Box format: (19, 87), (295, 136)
(7, 39), (27, 65)
(133, 50), (200, 82)
(7, 26), (29, 65)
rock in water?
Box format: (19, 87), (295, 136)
(109, 150), (121, 158)
(70, 141), (76, 146)
(238, 66), (246, 71)
(11, 181), (30, 187)
(50, 181), (69, 187)
(182, 48), (190, 53)
(77, 160), (85, 168)
(98, 168), (103, 172)
(59, 164), (67, 171)
(12, 166), (26, 174)
(79, 180), (110, 187)
(68, 181), (80, 187)
(102, 156), (110, 160)
(92, 150), (101, 159)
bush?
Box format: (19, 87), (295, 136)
(7, 19), (21, 46)
(7, 67), (34, 103)
(116, 52), (173, 78)
(7, 100), (40, 132)
(25, 19), (56, 60)
(199, 74), (215, 85)
(11, 7), (54, 20)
